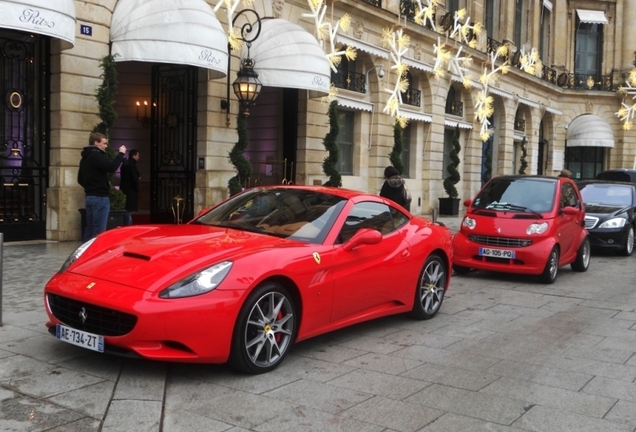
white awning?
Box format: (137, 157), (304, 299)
(400, 109), (432, 123)
(576, 9), (608, 25)
(489, 86), (514, 99)
(545, 106), (563, 116)
(444, 118), (473, 129)
(566, 114), (614, 147)
(0, 0), (76, 49)
(110, 0), (228, 78)
(336, 33), (389, 60)
(403, 57), (434, 73)
(518, 96), (540, 109)
(543, 0), (553, 12)
(337, 96), (373, 112)
(244, 19), (331, 94)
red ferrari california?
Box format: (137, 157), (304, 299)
(45, 186), (453, 373)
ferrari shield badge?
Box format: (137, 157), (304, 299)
(86, 282), (96, 290)
(312, 252), (321, 265)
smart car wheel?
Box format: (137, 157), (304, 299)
(411, 254), (446, 320)
(571, 237), (591, 272)
(230, 283), (297, 374)
(539, 246), (559, 284)
(618, 225), (635, 256)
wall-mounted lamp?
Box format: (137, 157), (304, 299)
(364, 64), (385, 93)
(220, 9), (263, 126)
(136, 100), (150, 128)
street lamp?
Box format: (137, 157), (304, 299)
(221, 9), (263, 126)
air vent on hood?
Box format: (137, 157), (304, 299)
(123, 252), (151, 261)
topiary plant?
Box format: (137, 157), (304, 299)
(518, 136), (528, 174)
(228, 113), (252, 196)
(389, 121), (405, 174)
(443, 126), (461, 198)
(322, 100), (342, 187)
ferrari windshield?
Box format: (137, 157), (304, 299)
(193, 188), (347, 243)
(473, 177), (557, 213)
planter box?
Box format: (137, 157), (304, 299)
(438, 197), (460, 216)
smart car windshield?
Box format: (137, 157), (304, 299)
(473, 177), (557, 213)
(193, 188), (347, 243)
(579, 183), (634, 207)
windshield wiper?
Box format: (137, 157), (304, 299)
(486, 203), (543, 218)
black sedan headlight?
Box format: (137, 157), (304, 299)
(159, 261), (233, 299)
(59, 238), (97, 273)
(598, 218), (626, 229)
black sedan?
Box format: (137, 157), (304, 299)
(578, 180), (636, 256)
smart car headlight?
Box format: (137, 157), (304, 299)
(526, 222), (549, 235)
(159, 261), (233, 299)
(462, 217), (476, 230)
(59, 238), (96, 273)
(599, 218), (626, 229)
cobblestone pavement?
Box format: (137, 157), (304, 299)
(1, 216), (636, 432)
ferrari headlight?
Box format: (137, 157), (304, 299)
(159, 261), (233, 299)
(59, 238), (96, 273)
(526, 222), (549, 235)
(599, 218), (626, 229)
(462, 217), (476, 230)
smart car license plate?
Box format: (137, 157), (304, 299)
(56, 324), (104, 353)
(479, 247), (516, 259)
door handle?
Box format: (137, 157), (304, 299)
(401, 249), (410, 258)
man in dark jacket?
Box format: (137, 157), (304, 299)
(78, 132), (126, 242)
(120, 149), (140, 226)
(380, 165), (412, 212)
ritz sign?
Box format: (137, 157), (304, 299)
(19, 8), (55, 29)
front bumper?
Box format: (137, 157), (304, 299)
(452, 231), (555, 275)
(587, 226), (630, 250)
(44, 272), (244, 363)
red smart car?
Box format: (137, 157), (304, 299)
(44, 186), (452, 373)
(453, 175), (590, 283)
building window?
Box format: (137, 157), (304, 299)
(514, 0), (526, 47)
(565, 146), (604, 180)
(331, 50), (365, 93)
(337, 110), (354, 175)
(575, 23), (602, 76)
(402, 123), (411, 178)
(540, 4), (551, 64)
(445, 86), (463, 117)
(447, 0), (459, 15)
(401, 71), (421, 107)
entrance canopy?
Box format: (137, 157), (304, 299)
(0, 0), (76, 49)
(566, 114), (614, 148)
(245, 19), (331, 94)
(110, 0), (228, 79)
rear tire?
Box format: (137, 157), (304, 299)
(229, 282), (297, 374)
(539, 246), (559, 284)
(571, 237), (590, 272)
(411, 254), (447, 320)
(618, 225), (634, 256)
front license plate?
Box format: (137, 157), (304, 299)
(479, 247), (516, 259)
(56, 324), (104, 353)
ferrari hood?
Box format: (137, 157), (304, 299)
(69, 225), (293, 291)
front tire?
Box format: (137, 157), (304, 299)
(571, 237), (591, 272)
(229, 282), (297, 374)
(618, 225), (635, 256)
(411, 254), (447, 320)
(539, 246), (559, 284)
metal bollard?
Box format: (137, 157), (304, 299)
(0, 233), (3, 326)
(432, 208), (438, 223)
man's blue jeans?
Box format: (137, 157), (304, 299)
(84, 196), (110, 242)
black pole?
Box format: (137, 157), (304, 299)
(0, 233), (3, 326)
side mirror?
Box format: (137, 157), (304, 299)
(463, 199), (472, 207)
(561, 206), (579, 216)
(342, 228), (382, 252)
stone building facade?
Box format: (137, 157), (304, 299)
(0, 0), (634, 241)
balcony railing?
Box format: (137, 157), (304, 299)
(556, 73), (613, 91)
(399, 0), (435, 29)
(541, 65), (557, 85)
(401, 88), (421, 107)
(514, 118), (526, 132)
(331, 70), (366, 93)
(445, 100), (463, 117)
(360, 0), (381, 7)
(486, 37), (509, 62)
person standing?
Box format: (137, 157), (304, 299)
(78, 132), (126, 242)
(380, 165), (412, 212)
(120, 149), (140, 226)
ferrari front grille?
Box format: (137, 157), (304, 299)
(584, 216), (598, 229)
(47, 293), (137, 336)
(468, 235), (532, 247)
